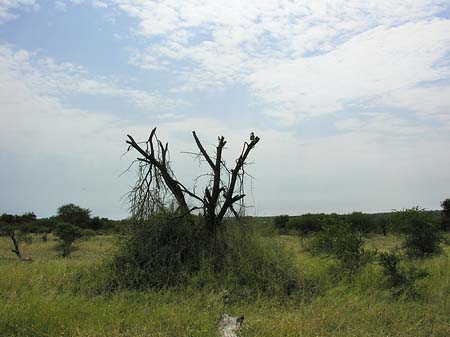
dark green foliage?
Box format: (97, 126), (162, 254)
(441, 198), (450, 231)
(57, 204), (91, 229)
(0, 220), (13, 235)
(110, 212), (207, 289)
(287, 212), (378, 236)
(273, 215), (289, 230)
(393, 207), (442, 258)
(107, 212), (299, 299)
(287, 213), (323, 235)
(20, 212), (37, 222)
(346, 212), (375, 233)
(310, 221), (367, 272)
(31, 217), (58, 234)
(53, 223), (83, 257)
(0, 212), (36, 228)
(378, 250), (429, 299)
(373, 213), (391, 235)
(89, 216), (113, 231)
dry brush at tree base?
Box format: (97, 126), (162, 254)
(106, 128), (300, 294)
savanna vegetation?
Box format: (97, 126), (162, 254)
(1, 129), (449, 337)
(0, 221), (449, 336)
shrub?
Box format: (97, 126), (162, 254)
(393, 207), (442, 258)
(53, 223), (83, 257)
(310, 221), (367, 272)
(209, 222), (299, 299)
(346, 212), (375, 233)
(378, 250), (429, 299)
(441, 198), (450, 231)
(109, 212), (206, 289)
(288, 214), (322, 235)
(106, 212), (299, 299)
(273, 215), (289, 231)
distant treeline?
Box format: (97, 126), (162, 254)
(0, 204), (126, 236)
(272, 209), (447, 235)
(2, 199), (450, 238)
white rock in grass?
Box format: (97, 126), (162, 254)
(218, 313), (244, 337)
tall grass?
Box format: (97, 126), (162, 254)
(0, 234), (449, 336)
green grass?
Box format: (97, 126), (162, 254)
(0, 233), (449, 336)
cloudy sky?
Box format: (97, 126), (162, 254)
(1, 0), (449, 219)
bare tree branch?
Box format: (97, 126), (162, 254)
(125, 128), (259, 233)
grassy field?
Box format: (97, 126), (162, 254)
(0, 233), (449, 337)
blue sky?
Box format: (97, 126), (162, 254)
(1, 0), (450, 219)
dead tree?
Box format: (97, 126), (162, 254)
(0, 229), (22, 258)
(125, 127), (260, 235)
(9, 231), (21, 258)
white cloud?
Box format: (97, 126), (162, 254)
(0, 0), (37, 23)
(54, 1), (67, 11)
(104, 1), (450, 127)
(0, 44), (182, 112)
(335, 113), (430, 137)
(249, 20), (450, 121)
(1, 41), (449, 217)
(92, 1), (107, 8)
(379, 85), (450, 121)
(111, 0), (448, 88)
(1, 1), (450, 217)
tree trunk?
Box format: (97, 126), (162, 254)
(9, 232), (21, 258)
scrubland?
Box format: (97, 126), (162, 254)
(0, 229), (449, 337)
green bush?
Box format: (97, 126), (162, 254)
(441, 198), (450, 231)
(109, 212), (206, 289)
(288, 214), (323, 235)
(53, 223), (83, 257)
(310, 221), (367, 272)
(393, 207), (442, 258)
(105, 212), (300, 299)
(378, 250), (429, 299)
(273, 215), (289, 231)
(346, 212), (375, 233)
(202, 223), (299, 299)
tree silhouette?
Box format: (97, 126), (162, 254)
(125, 127), (260, 235)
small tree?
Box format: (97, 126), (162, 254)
(311, 221), (366, 272)
(0, 220), (22, 258)
(57, 204), (91, 228)
(373, 214), (391, 236)
(53, 223), (83, 257)
(393, 207), (442, 258)
(0, 212), (36, 258)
